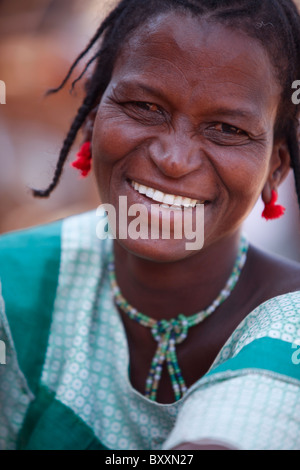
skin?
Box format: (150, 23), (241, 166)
(93, 13), (287, 261)
(87, 11), (300, 448)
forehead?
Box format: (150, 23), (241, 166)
(111, 11), (280, 116)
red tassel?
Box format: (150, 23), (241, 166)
(71, 141), (92, 177)
(262, 190), (285, 220)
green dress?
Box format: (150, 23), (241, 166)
(0, 211), (299, 450)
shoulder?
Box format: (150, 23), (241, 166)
(0, 209), (107, 311)
(0, 217), (64, 393)
(0, 210), (108, 394)
(0, 209), (110, 331)
(246, 243), (300, 301)
(0, 209), (104, 273)
(0, 217), (63, 311)
(227, 243), (300, 352)
(0, 216), (63, 263)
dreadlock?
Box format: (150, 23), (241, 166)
(32, 0), (300, 208)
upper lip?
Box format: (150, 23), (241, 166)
(127, 177), (209, 202)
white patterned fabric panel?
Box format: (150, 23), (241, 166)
(163, 373), (300, 450)
(211, 290), (300, 369)
(41, 211), (178, 450)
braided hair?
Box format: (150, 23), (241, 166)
(32, 0), (300, 208)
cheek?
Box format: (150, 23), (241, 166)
(92, 111), (149, 167)
(91, 111), (152, 201)
(92, 118), (124, 165)
(214, 144), (272, 200)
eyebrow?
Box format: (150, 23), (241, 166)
(112, 80), (169, 101)
(209, 107), (261, 122)
(113, 80), (262, 122)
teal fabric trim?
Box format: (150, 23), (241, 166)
(206, 337), (300, 381)
(18, 385), (108, 450)
(0, 221), (62, 394)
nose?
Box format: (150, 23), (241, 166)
(149, 130), (203, 179)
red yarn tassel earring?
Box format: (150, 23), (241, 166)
(71, 141), (92, 177)
(262, 189), (285, 220)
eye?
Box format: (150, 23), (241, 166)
(213, 123), (246, 135)
(204, 122), (249, 145)
(121, 100), (166, 125)
(133, 101), (162, 113)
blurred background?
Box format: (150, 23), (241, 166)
(0, 0), (300, 262)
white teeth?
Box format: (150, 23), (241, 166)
(182, 197), (194, 208)
(145, 187), (155, 198)
(173, 196), (183, 207)
(163, 194), (175, 205)
(152, 190), (164, 202)
(131, 180), (200, 208)
(160, 204), (181, 211)
(138, 184), (147, 195)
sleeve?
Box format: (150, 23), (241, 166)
(163, 371), (300, 450)
(163, 291), (300, 451)
(0, 220), (62, 395)
(163, 335), (300, 453)
(0, 221), (63, 449)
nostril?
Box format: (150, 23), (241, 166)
(149, 137), (204, 179)
(151, 154), (198, 179)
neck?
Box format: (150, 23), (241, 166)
(113, 230), (242, 321)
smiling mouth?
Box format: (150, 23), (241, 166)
(130, 180), (205, 209)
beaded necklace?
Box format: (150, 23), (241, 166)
(108, 235), (249, 402)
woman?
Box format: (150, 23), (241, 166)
(0, 0), (300, 450)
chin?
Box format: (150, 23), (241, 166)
(116, 237), (201, 263)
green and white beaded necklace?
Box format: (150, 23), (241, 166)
(108, 235), (249, 402)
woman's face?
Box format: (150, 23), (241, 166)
(92, 11), (282, 262)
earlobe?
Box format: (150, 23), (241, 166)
(261, 140), (290, 219)
(82, 105), (99, 143)
(71, 106), (98, 178)
(272, 140), (291, 185)
(262, 140), (291, 203)
(71, 105), (99, 177)
(71, 141), (92, 177)
(261, 189), (286, 220)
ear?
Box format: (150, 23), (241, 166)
(261, 139), (291, 203)
(81, 105), (99, 144)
